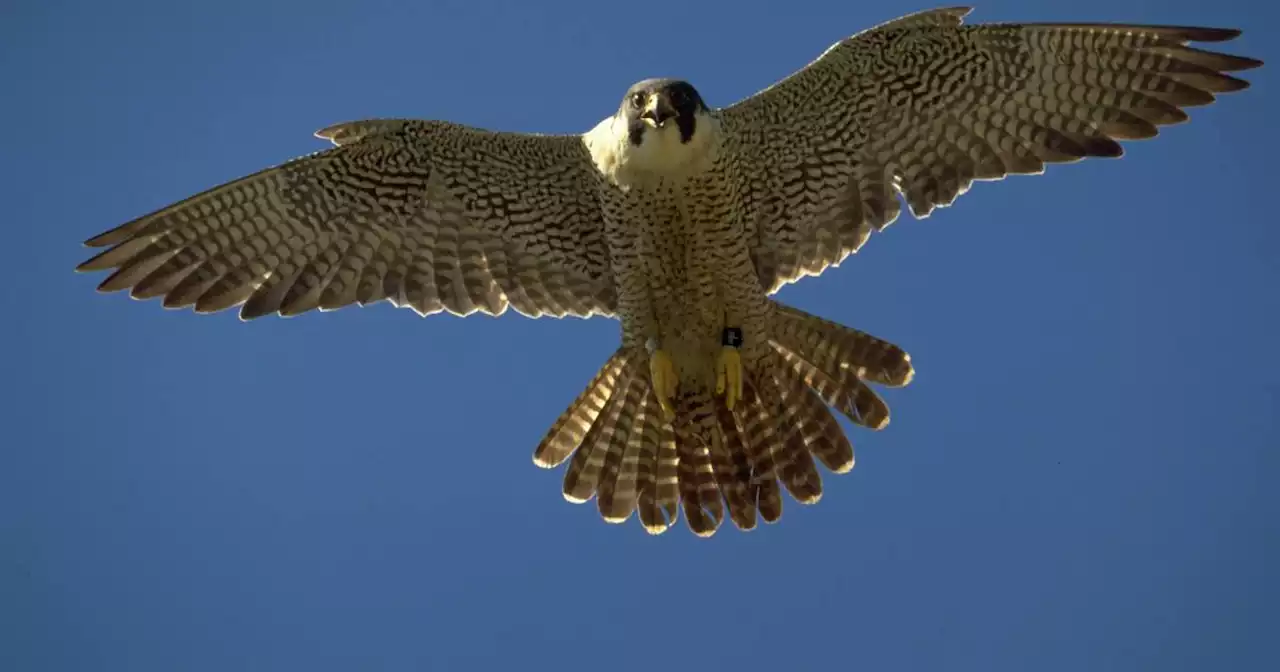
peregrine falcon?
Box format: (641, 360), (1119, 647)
(76, 7), (1260, 536)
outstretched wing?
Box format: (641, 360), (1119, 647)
(718, 6), (1261, 294)
(77, 120), (615, 320)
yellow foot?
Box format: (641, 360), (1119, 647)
(648, 346), (678, 419)
(715, 346), (743, 411)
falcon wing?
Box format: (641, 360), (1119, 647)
(716, 6), (1261, 294)
(77, 119), (614, 320)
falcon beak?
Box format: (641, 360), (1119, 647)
(641, 93), (677, 127)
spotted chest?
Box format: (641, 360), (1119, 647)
(602, 170), (768, 378)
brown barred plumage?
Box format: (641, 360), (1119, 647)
(76, 7), (1259, 536)
(532, 298), (909, 534)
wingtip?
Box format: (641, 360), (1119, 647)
(1185, 26), (1243, 43)
(75, 249), (117, 273)
(83, 229), (121, 248)
(1100, 138), (1125, 159)
(94, 272), (129, 294)
(1219, 74), (1254, 93)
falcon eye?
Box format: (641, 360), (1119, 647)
(669, 89), (685, 104)
(631, 93), (646, 108)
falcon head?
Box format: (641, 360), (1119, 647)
(616, 78), (710, 147)
(584, 78), (720, 184)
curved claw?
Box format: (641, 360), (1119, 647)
(715, 346), (743, 411)
(649, 348), (677, 419)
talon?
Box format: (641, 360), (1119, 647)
(716, 345), (743, 411)
(648, 344), (677, 419)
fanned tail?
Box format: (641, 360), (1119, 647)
(533, 300), (915, 537)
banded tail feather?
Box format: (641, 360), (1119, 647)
(534, 299), (915, 537)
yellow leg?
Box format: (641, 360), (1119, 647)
(648, 344), (678, 419)
(715, 346), (743, 411)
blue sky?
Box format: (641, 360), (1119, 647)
(3, 0), (1275, 670)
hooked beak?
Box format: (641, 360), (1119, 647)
(640, 93), (677, 127)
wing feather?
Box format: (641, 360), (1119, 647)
(78, 120), (615, 320)
(718, 7), (1261, 293)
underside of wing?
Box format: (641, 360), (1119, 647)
(77, 120), (616, 321)
(718, 6), (1261, 294)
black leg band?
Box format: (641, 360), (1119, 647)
(722, 327), (743, 348)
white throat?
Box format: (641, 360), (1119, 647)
(584, 112), (721, 189)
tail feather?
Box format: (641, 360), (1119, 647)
(792, 375), (855, 474)
(637, 423), (680, 534)
(561, 362), (639, 503)
(757, 478), (784, 524)
(532, 350), (630, 468)
(737, 384), (784, 524)
(674, 391), (726, 536)
(713, 404), (759, 531)
(595, 370), (652, 523)
(775, 343), (891, 429)
(763, 360), (824, 504)
(630, 392), (664, 533)
(536, 301), (914, 536)
(772, 303), (914, 387)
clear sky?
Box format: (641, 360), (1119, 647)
(3, 1), (1276, 670)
